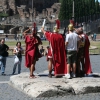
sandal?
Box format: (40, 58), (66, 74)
(48, 74), (52, 78)
(29, 75), (36, 79)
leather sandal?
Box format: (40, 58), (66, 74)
(29, 75), (36, 79)
(48, 74), (52, 78)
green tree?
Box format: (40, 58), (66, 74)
(90, 0), (95, 15)
(0, 12), (8, 17)
(59, 0), (62, 3)
(58, 0), (98, 21)
(95, 0), (100, 13)
(67, 0), (72, 19)
(58, 0), (69, 20)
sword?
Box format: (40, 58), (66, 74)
(38, 19), (46, 32)
(42, 19), (46, 28)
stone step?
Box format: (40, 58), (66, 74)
(10, 71), (100, 98)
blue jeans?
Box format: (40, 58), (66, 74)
(1, 57), (7, 74)
(12, 57), (22, 74)
(0, 56), (3, 71)
(0, 61), (3, 69)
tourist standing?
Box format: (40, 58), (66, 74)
(12, 42), (24, 75)
(93, 33), (97, 41)
(65, 24), (80, 79)
(0, 38), (9, 75)
(5, 34), (8, 41)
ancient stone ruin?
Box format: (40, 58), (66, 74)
(0, 0), (61, 35)
(0, 0), (60, 23)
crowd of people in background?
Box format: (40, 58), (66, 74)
(0, 19), (93, 79)
(14, 33), (24, 41)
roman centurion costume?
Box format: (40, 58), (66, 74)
(25, 23), (42, 68)
(44, 19), (67, 76)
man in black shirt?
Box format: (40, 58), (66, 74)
(0, 38), (9, 75)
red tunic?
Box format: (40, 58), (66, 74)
(25, 35), (41, 68)
(46, 47), (52, 61)
(84, 34), (92, 74)
(45, 31), (67, 76)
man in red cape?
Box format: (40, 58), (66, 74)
(79, 28), (92, 76)
(23, 23), (42, 78)
(41, 19), (67, 77)
(84, 33), (92, 75)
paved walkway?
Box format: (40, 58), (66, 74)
(0, 55), (100, 100)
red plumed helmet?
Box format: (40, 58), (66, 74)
(70, 20), (75, 26)
(53, 19), (60, 32)
(32, 22), (37, 35)
(56, 19), (60, 29)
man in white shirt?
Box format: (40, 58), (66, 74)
(65, 24), (80, 79)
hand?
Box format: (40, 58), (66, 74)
(29, 27), (32, 30)
(41, 27), (44, 32)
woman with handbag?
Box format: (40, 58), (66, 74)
(0, 38), (9, 75)
(12, 41), (24, 75)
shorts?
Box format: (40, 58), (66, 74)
(67, 50), (77, 64)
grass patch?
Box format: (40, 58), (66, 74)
(90, 41), (100, 49)
(6, 40), (99, 48)
(90, 41), (100, 54)
(6, 40), (49, 55)
(41, 41), (49, 47)
(6, 40), (49, 48)
(89, 49), (100, 54)
(5, 40), (100, 55)
(6, 41), (25, 47)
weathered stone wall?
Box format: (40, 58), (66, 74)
(8, 0), (16, 14)
(0, 0), (59, 22)
(15, 0), (59, 12)
(0, 0), (8, 12)
(0, 0), (16, 15)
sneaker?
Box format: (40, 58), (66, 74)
(87, 73), (93, 77)
(84, 74), (87, 77)
(11, 73), (14, 75)
(63, 74), (71, 79)
(72, 74), (76, 78)
(1, 72), (6, 76)
(84, 73), (93, 77)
